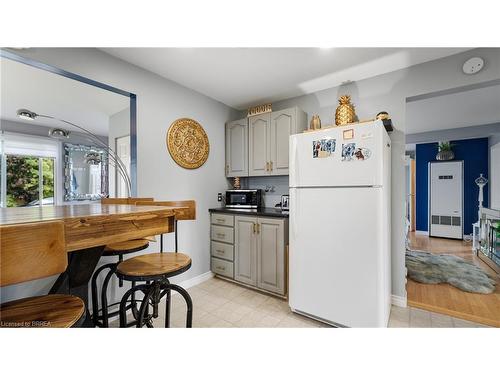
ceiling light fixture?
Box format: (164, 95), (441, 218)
(16, 109), (38, 121)
(48, 128), (70, 139)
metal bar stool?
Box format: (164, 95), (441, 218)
(117, 252), (193, 327)
(1, 221), (85, 328)
(134, 200), (196, 327)
(91, 239), (150, 327)
(90, 197), (154, 327)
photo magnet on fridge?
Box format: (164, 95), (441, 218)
(354, 147), (372, 160)
(313, 138), (336, 158)
(341, 143), (356, 161)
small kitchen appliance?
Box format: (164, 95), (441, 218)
(225, 189), (262, 209)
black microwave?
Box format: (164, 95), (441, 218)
(225, 189), (262, 208)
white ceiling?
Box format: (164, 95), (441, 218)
(101, 48), (469, 109)
(406, 84), (500, 134)
(0, 57), (129, 136)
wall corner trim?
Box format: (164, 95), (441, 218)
(391, 294), (408, 308)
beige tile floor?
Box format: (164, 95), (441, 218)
(112, 277), (491, 328)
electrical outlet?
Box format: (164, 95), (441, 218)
(217, 193), (222, 202)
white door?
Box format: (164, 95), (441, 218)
(491, 142), (500, 210)
(290, 122), (387, 188)
(289, 186), (389, 327)
(115, 135), (131, 198)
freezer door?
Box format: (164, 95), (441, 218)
(289, 186), (390, 327)
(290, 121), (388, 188)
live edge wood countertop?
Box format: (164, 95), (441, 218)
(0, 204), (180, 252)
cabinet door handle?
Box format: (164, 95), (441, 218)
(256, 223), (260, 234)
(270, 161), (273, 171)
(216, 233), (225, 238)
(265, 162), (269, 172)
(216, 266), (226, 271)
(216, 218), (224, 223)
(226, 165), (229, 174)
(216, 249), (224, 254)
(253, 223), (256, 234)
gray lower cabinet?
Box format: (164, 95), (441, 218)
(256, 217), (285, 294)
(210, 214), (235, 278)
(234, 216), (258, 286)
(210, 212), (288, 296)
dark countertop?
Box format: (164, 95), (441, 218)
(209, 207), (289, 218)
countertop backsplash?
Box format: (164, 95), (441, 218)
(247, 175), (289, 208)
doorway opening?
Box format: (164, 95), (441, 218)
(404, 81), (500, 327)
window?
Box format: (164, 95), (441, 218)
(0, 133), (59, 208)
(5, 155), (55, 207)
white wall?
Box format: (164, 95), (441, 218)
(257, 48), (500, 299)
(491, 140), (500, 210)
(1, 48), (239, 303)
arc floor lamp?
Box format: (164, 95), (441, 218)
(17, 108), (132, 197)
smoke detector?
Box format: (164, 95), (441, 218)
(462, 57), (484, 75)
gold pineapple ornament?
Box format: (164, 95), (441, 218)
(335, 95), (357, 126)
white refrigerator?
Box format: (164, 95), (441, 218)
(289, 120), (391, 327)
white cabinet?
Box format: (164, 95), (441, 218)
(248, 107), (307, 176)
(225, 118), (248, 177)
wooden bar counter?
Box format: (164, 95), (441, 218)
(0, 203), (185, 327)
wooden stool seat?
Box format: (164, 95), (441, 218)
(103, 239), (150, 256)
(117, 253), (191, 280)
(0, 294), (85, 328)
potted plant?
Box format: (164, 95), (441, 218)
(436, 141), (455, 161)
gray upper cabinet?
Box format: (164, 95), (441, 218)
(247, 107), (307, 176)
(225, 118), (248, 177)
(234, 216), (258, 286)
(270, 108), (295, 175)
(256, 217), (286, 294)
(248, 113), (271, 176)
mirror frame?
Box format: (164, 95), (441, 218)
(0, 48), (138, 197)
(63, 143), (108, 201)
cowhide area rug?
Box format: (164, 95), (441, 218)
(406, 250), (496, 294)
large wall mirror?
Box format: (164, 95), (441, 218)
(0, 49), (137, 207)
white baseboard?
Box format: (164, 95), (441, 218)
(391, 294), (407, 308)
(177, 271), (214, 290)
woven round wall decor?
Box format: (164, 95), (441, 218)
(166, 118), (210, 169)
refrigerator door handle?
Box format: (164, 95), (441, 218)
(290, 189), (298, 242)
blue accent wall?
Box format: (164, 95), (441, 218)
(415, 138), (489, 235)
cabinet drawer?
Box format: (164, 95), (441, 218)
(211, 225), (234, 244)
(211, 241), (234, 261)
(211, 214), (234, 227)
(211, 258), (234, 278)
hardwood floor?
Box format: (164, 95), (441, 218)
(406, 232), (500, 327)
